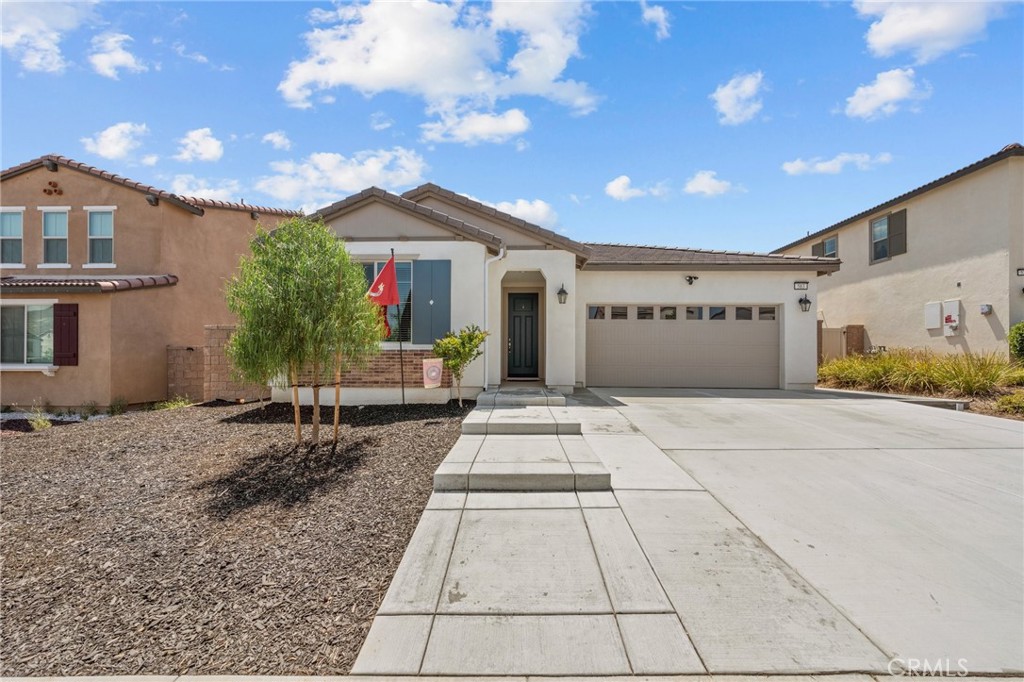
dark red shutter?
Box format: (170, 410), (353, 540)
(53, 303), (79, 366)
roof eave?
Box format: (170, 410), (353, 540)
(582, 261), (841, 273)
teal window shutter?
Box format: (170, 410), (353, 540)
(412, 260), (451, 344)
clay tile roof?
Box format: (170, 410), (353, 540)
(584, 243), (840, 272)
(773, 142), (1024, 253)
(0, 274), (179, 293)
(401, 183), (593, 259)
(0, 155), (300, 218)
(312, 187), (505, 250)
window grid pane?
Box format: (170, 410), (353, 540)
(377, 261), (412, 342)
(758, 306), (776, 321)
(660, 306), (676, 320)
(637, 306), (654, 320)
(588, 306), (605, 320)
(736, 306), (753, 320)
(686, 306), (703, 320)
(1, 239), (22, 264)
(88, 211), (113, 237)
(43, 212), (67, 237)
(610, 306), (627, 320)
(823, 237), (837, 258)
(0, 213), (22, 237)
(26, 305), (53, 364)
(44, 239), (67, 264)
(709, 306), (726, 320)
(1, 306), (25, 363)
(90, 238), (113, 264)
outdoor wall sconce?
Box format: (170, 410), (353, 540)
(556, 284), (569, 305)
(798, 295), (812, 312)
(685, 275), (699, 285)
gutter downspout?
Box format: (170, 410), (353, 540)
(482, 242), (507, 392)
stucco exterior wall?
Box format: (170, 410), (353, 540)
(0, 293), (111, 408)
(779, 158), (1021, 355)
(575, 269), (820, 389)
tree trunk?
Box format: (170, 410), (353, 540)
(455, 372), (463, 407)
(311, 359), (320, 444)
(290, 363), (302, 444)
(333, 353), (342, 444)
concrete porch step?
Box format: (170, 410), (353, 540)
(434, 433), (611, 492)
(477, 386), (567, 407)
(461, 406), (581, 435)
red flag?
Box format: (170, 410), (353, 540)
(367, 256), (399, 338)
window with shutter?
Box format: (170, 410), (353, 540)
(0, 302), (69, 367)
(869, 209), (907, 264)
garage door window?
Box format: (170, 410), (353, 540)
(610, 306), (628, 320)
(660, 306), (677, 320)
(736, 306), (753, 320)
(588, 305), (605, 320)
(686, 306), (703, 320)
(758, 306), (776, 321)
(637, 306), (654, 320)
(709, 306), (726, 320)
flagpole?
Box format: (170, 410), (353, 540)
(393, 248), (406, 406)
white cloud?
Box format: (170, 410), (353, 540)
(80, 122), (149, 160)
(782, 151), (893, 175)
(710, 71), (765, 125)
(141, 154), (159, 167)
(640, 0), (670, 40)
(854, 1), (1005, 64)
(684, 170), (733, 196)
(88, 32), (147, 79)
(604, 175), (668, 201)
(0, 1), (97, 74)
(172, 41), (208, 64)
(278, 1), (596, 145)
(421, 108), (530, 145)
(845, 67), (930, 120)
(174, 128), (224, 162)
(254, 147), (427, 211)
(370, 111), (394, 131)
(261, 130), (292, 151)
(491, 198), (558, 228)
(170, 174), (242, 202)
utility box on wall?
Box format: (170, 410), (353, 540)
(942, 299), (961, 337)
(924, 301), (942, 330)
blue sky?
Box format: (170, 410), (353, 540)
(2, 1), (1021, 252)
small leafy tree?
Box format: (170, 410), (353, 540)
(226, 216), (382, 445)
(432, 325), (489, 407)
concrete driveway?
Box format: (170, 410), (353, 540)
(591, 388), (1024, 674)
(352, 388), (1023, 677)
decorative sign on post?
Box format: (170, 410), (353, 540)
(423, 358), (443, 389)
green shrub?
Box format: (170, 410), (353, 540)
(1002, 365), (1024, 387)
(108, 396), (128, 416)
(80, 401), (99, 419)
(819, 348), (1012, 397)
(28, 404), (51, 431)
(1009, 322), (1024, 361)
(155, 395), (192, 410)
(996, 392), (1024, 414)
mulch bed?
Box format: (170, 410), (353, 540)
(1, 400), (471, 676)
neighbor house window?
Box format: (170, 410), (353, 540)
(869, 209), (907, 264)
(40, 208), (69, 265)
(637, 306), (654, 320)
(709, 306), (726, 320)
(588, 306), (605, 320)
(660, 306), (677, 320)
(1, 303), (53, 365)
(758, 306), (776, 321)
(0, 209), (24, 265)
(812, 235), (838, 258)
(86, 208), (114, 265)
(686, 306), (703, 320)
(610, 306), (628, 320)
(735, 306), (753, 320)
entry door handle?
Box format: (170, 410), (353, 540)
(507, 337), (512, 353)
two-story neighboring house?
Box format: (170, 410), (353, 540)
(0, 155), (298, 408)
(774, 143), (1024, 357)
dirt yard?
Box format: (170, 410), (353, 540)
(1, 400), (469, 676)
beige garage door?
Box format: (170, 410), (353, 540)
(586, 304), (780, 388)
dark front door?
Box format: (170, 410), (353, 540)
(507, 293), (539, 378)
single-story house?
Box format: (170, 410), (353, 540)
(774, 142), (1023, 356)
(279, 183), (841, 405)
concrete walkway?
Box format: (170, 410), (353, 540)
(352, 388), (1024, 677)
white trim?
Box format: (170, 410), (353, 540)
(0, 364), (58, 376)
(82, 263), (117, 269)
(37, 263), (71, 269)
(0, 264), (26, 269)
(0, 206), (26, 213)
(83, 205), (117, 211)
(37, 206), (71, 212)
(1, 298), (58, 305)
